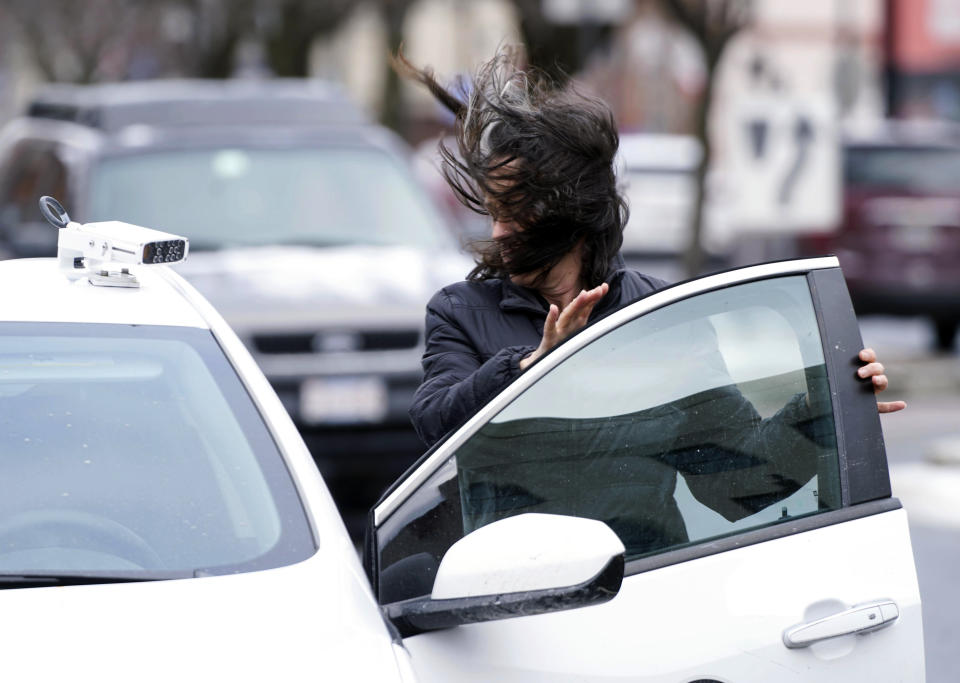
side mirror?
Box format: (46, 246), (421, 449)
(384, 513), (625, 637)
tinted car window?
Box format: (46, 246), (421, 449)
(377, 276), (841, 602)
(844, 145), (960, 193)
(87, 147), (451, 250)
(0, 323), (314, 575)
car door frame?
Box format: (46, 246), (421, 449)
(366, 255), (899, 607)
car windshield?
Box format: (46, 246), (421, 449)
(0, 322), (314, 577)
(845, 145), (960, 194)
(87, 146), (452, 251)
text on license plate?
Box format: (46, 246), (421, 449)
(300, 376), (388, 424)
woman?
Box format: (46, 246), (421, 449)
(400, 49), (904, 448)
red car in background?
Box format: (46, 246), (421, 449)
(799, 122), (960, 351)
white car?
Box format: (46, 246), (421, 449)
(0, 214), (924, 681)
(0, 216), (415, 679)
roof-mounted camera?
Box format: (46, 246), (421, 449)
(40, 196), (189, 288)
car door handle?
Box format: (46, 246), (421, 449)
(782, 600), (899, 648)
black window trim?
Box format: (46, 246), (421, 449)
(808, 268), (891, 506)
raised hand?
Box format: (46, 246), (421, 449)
(519, 283), (609, 370)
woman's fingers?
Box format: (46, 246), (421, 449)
(858, 347), (907, 414)
(878, 400), (907, 413)
(520, 304), (560, 371)
(542, 304), (560, 346)
(527, 284), (611, 371)
(857, 362), (886, 380)
(558, 283), (609, 336)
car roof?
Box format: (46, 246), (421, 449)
(0, 258), (210, 328)
(92, 121), (403, 154)
(27, 78), (369, 132)
(617, 133), (701, 170)
(842, 118), (960, 149)
(13, 79), (408, 163)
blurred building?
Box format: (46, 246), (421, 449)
(0, 17), (42, 125)
(711, 0), (885, 240)
(310, 0), (520, 143)
(3, 1), (955, 129)
(576, 2), (702, 134)
(569, 1), (884, 248)
(887, 0), (960, 120)
(2, 0), (957, 234)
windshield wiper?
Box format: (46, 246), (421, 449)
(0, 571), (186, 588)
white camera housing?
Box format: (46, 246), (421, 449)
(58, 219), (189, 287)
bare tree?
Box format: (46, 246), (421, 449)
(376, 0), (419, 134)
(3, 0), (355, 82)
(2, 0), (248, 81)
(510, 0), (616, 82)
(659, 0), (752, 277)
(3, 0), (155, 82)
(169, 0), (354, 78)
(261, 0), (355, 77)
(164, 0), (255, 78)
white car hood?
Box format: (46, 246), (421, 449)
(0, 551), (403, 681)
(174, 245), (472, 328)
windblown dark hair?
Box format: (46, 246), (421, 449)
(394, 48), (626, 288)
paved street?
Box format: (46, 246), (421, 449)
(859, 315), (960, 682)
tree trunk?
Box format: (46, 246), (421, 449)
(658, 0), (751, 278)
(380, 3), (408, 135)
(266, 32), (314, 77)
(265, 2), (354, 78)
(511, 0), (611, 82)
(195, 36), (240, 78)
(683, 62), (714, 278)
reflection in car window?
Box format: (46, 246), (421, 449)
(0, 323), (314, 576)
(377, 276), (841, 603)
(87, 147), (451, 251)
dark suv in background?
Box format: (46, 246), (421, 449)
(798, 121), (960, 351)
(0, 80), (471, 523)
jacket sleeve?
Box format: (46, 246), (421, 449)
(669, 386), (824, 522)
(409, 290), (535, 447)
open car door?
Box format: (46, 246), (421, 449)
(366, 257), (925, 682)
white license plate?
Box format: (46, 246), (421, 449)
(300, 376), (387, 424)
(892, 225), (938, 252)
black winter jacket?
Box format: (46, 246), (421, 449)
(409, 268), (668, 447)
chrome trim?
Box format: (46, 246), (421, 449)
(373, 256), (840, 526)
(782, 599), (899, 648)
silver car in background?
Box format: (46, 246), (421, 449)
(0, 80), (471, 523)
